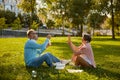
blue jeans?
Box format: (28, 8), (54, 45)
(28, 53), (60, 67)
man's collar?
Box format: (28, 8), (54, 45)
(29, 39), (36, 42)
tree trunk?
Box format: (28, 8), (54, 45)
(111, 0), (115, 39)
(117, 25), (119, 36)
(30, 0), (34, 29)
(80, 24), (83, 37)
(93, 28), (94, 36)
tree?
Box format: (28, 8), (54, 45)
(0, 10), (16, 25)
(69, 0), (92, 36)
(11, 17), (22, 30)
(18, 0), (36, 28)
(88, 13), (106, 35)
(0, 10), (5, 18)
(110, 0), (115, 39)
(4, 10), (16, 24)
(44, 0), (71, 35)
(93, 0), (120, 39)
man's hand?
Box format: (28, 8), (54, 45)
(47, 35), (51, 39)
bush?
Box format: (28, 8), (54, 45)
(31, 21), (39, 30)
(11, 17), (22, 30)
(94, 32), (101, 36)
(0, 18), (7, 30)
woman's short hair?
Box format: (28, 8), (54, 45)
(83, 34), (91, 42)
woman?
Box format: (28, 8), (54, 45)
(68, 34), (96, 68)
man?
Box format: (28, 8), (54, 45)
(68, 34), (96, 68)
(24, 29), (60, 67)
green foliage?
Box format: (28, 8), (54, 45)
(22, 14), (31, 27)
(31, 21), (39, 30)
(18, 0), (36, 13)
(0, 10), (5, 18)
(0, 18), (7, 30)
(17, 0), (120, 37)
(92, 0), (120, 39)
(102, 17), (111, 29)
(0, 10), (16, 24)
(46, 19), (55, 29)
(18, 13), (24, 25)
(114, 13), (120, 26)
(103, 14), (120, 34)
(11, 17), (22, 30)
(32, 14), (39, 23)
(88, 13), (106, 29)
(4, 10), (16, 24)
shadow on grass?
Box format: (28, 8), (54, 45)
(81, 65), (120, 80)
(92, 37), (120, 41)
(25, 65), (80, 80)
(92, 44), (120, 56)
(0, 64), (60, 80)
(26, 66), (55, 80)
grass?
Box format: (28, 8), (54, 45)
(0, 36), (120, 80)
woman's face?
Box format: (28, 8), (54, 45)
(82, 37), (86, 43)
(82, 37), (85, 42)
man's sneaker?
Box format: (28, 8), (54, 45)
(53, 62), (61, 66)
(61, 59), (71, 65)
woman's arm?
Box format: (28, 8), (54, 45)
(68, 35), (85, 55)
(68, 35), (81, 54)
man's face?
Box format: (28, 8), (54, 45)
(29, 31), (38, 39)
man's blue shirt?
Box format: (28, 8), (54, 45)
(24, 39), (49, 65)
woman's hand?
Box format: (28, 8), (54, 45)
(68, 35), (71, 44)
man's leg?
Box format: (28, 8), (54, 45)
(75, 56), (92, 67)
(30, 53), (53, 67)
(46, 53), (60, 63)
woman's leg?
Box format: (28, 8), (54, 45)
(71, 54), (77, 62)
(75, 56), (92, 67)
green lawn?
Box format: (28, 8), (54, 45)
(0, 37), (120, 80)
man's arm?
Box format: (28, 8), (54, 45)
(37, 35), (52, 53)
(25, 38), (49, 49)
(40, 38), (50, 52)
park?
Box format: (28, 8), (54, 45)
(0, 0), (120, 80)
(0, 37), (120, 80)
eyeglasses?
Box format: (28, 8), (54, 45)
(31, 32), (37, 35)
